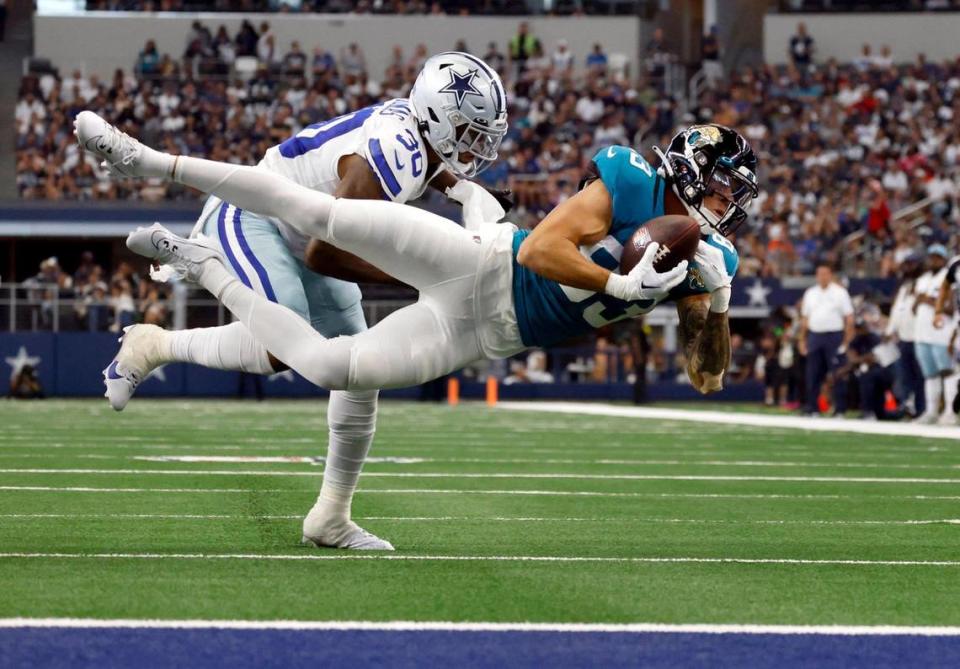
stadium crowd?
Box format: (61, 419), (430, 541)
(20, 253), (171, 333)
(15, 20), (960, 280)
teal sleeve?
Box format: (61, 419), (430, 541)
(667, 233), (740, 302)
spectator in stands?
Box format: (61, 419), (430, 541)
(256, 22), (277, 67)
(509, 21), (539, 77)
(503, 350), (555, 385)
(701, 24), (722, 88)
(407, 43), (429, 74)
(853, 43), (875, 72)
(73, 251), (100, 287)
(283, 40), (307, 77)
(109, 279), (136, 332)
(644, 28), (670, 91)
(799, 262), (854, 415)
(551, 39), (574, 75)
(340, 42), (367, 77)
(136, 40), (161, 78)
(311, 46), (336, 79)
(483, 41), (506, 74)
(235, 20), (259, 57)
(585, 42), (608, 75)
(213, 25), (237, 68)
(184, 20), (213, 60)
(788, 22), (815, 68)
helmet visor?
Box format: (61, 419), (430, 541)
(705, 168), (756, 210)
(455, 121), (505, 163)
(701, 166), (758, 236)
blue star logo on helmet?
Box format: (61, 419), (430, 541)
(439, 68), (483, 109)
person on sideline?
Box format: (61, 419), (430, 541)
(799, 261), (853, 415)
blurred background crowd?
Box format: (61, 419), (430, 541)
(16, 18), (960, 280)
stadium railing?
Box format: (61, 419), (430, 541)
(0, 282), (417, 333)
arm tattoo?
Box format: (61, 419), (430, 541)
(678, 296), (731, 379)
(697, 310), (732, 375)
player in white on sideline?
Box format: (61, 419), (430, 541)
(913, 246), (955, 425)
(94, 52), (509, 550)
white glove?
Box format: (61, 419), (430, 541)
(445, 180), (506, 232)
(694, 239), (732, 313)
(605, 242), (688, 302)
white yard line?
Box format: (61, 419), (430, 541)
(3, 468), (960, 484)
(497, 402), (960, 441)
(1, 513), (958, 526)
(4, 485), (960, 500)
(4, 453), (960, 471)
(0, 552), (958, 567)
(1, 618), (960, 636)
(129, 455), (960, 470)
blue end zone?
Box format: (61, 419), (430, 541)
(2, 628), (959, 669)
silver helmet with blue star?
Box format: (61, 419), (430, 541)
(409, 52), (508, 178)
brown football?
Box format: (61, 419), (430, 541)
(620, 215), (701, 275)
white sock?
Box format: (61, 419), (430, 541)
(313, 390), (379, 521)
(924, 377), (943, 416)
(943, 372), (960, 417)
(167, 322), (275, 375)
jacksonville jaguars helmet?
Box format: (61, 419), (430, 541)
(409, 52), (508, 178)
(653, 124), (759, 237)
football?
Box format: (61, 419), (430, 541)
(619, 215), (701, 275)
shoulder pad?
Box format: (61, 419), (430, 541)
(361, 112), (427, 203)
(704, 232), (739, 278)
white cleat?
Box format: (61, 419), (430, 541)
(937, 413), (958, 427)
(73, 110), (149, 178)
(914, 412), (939, 425)
(302, 511), (394, 551)
(126, 223), (224, 283)
(103, 324), (169, 412)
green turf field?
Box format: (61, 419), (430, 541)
(1, 399), (959, 626)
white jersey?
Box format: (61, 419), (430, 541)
(257, 98), (431, 256)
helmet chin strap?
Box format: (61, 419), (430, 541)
(679, 194), (721, 235)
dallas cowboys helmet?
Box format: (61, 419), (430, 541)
(409, 52), (508, 178)
(653, 124), (759, 237)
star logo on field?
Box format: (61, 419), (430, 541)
(746, 279), (771, 307)
(5, 346), (40, 380)
(268, 370), (295, 383)
(439, 68), (482, 109)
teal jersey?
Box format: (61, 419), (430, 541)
(511, 145), (739, 348)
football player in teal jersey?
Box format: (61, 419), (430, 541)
(78, 118), (758, 405)
(514, 124), (757, 393)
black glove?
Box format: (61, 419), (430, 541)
(482, 186), (514, 213)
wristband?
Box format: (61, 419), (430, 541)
(709, 286), (731, 313)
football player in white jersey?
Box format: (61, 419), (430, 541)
(96, 52), (509, 551)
